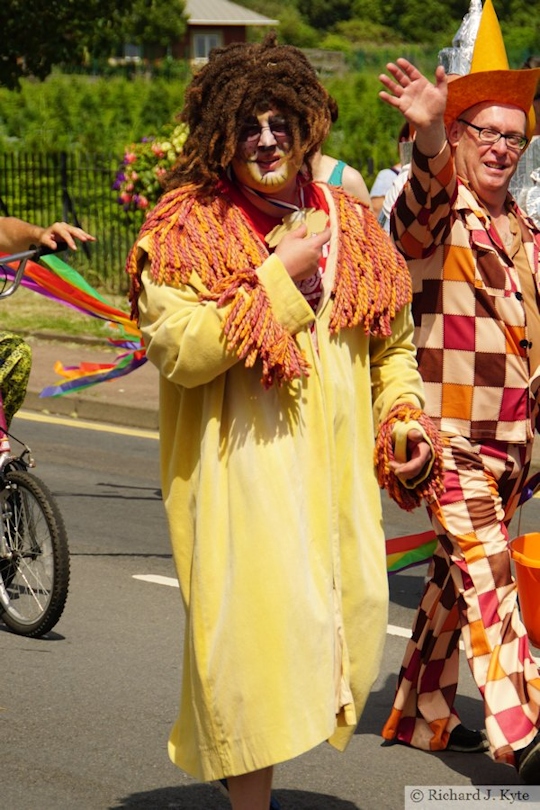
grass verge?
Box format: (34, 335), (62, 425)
(0, 286), (130, 341)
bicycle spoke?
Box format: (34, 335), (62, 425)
(0, 471), (69, 636)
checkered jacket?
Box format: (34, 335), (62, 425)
(390, 142), (540, 444)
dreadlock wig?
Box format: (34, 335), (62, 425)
(164, 33), (332, 197)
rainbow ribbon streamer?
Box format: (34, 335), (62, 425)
(0, 252), (146, 397)
(43, 345), (148, 397)
(385, 478), (540, 573)
(385, 529), (437, 575)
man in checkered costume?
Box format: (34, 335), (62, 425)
(377, 0), (540, 785)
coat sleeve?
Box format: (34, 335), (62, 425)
(391, 142), (456, 260)
(138, 253), (314, 390)
(369, 303), (445, 510)
(368, 302), (425, 430)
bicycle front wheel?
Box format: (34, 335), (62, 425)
(0, 470), (70, 637)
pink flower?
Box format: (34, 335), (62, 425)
(114, 122), (188, 212)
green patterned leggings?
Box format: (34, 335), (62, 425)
(0, 332), (32, 429)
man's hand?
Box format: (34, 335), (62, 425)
(0, 217), (95, 254)
(379, 58), (447, 126)
(378, 58), (448, 156)
(38, 222), (96, 252)
(274, 223), (331, 281)
(390, 428), (432, 482)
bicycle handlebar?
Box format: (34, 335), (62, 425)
(0, 241), (69, 300)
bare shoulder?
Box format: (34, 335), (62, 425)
(311, 153), (336, 181)
(341, 165), (372, 208)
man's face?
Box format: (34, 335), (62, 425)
(450, 102), (527, 205)
(231, 109), (302, 198)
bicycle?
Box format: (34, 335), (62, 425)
(0, 245), (70, 637)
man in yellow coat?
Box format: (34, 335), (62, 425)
(127, 34), (443, 810)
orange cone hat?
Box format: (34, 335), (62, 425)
(444, 0), (540, 139)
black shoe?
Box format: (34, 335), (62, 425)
(516, 731), (540, 784)
(447, 724), (489, 753)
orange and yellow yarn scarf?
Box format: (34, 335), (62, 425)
(127, 183), (411, 388)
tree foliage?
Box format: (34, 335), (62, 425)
(297, 0), (354, 31)
(127, 0), (187, 52)
(0, 1), (121, 88)
(0, 0), (537, 90)
(241, 0), (538, 54)
(0, 0), (187, 89)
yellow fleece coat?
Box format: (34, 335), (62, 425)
(136, 185), (425, 781)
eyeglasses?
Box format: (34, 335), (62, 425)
(239, 120), (290, 145)
(457, 119), (528, 151)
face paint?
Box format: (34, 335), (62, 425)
(231, 110), (302, 201)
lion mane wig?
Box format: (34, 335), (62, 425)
(164, 32), (332, 197)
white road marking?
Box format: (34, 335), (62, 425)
(133, 574), (179, 587)
(388, 621), (465, 649)
(386, 623), (413, 639)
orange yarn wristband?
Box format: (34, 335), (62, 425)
(374, 403), (445, 511)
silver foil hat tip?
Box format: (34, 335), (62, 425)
(438, 0), (483, 76)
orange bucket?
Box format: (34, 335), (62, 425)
(510, 532), (540, 648)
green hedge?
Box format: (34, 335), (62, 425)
(0, 63), (410, 184)
(0, 45), (535, 177)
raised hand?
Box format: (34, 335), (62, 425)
(379, 58), (448, 154)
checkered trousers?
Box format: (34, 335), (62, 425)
(381, 434), (540, 765)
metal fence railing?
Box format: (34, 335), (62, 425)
(0, 152), (146, 294)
